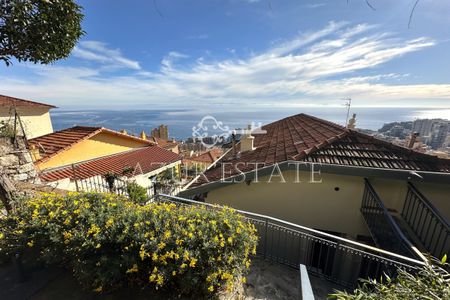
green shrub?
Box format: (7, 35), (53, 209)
(0, 192), (258, 296)
(126, 182), (148, 205)
(330, 257), (450, 299)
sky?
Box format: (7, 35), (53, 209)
(1, 0), (450, 110)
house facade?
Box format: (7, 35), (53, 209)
(0, 94), (55, 139)
(182, 114), (450, 259)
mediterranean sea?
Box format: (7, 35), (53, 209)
(52, 107), (450, 140)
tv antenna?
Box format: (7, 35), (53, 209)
(342, 98), (352, 126)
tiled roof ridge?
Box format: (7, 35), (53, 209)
(0, 94), (57, 108)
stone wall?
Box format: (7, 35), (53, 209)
(0, 136), (40, 183)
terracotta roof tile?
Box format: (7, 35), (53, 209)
(29, 126), (155, 164)
(0, 94), (56, 108)
(41, 146), (181, 182)
(184, 148), (223, 164)
(191, 113), (450, 187)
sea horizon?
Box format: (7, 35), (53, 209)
(51, 107), (450, 140)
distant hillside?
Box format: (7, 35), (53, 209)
(378, 121), (413, 133)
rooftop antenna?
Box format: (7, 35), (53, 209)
(342, 98), (352, 126)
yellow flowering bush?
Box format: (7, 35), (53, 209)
(0, 192), (258, 296)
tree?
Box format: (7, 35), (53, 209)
(0, 0), (84, 66)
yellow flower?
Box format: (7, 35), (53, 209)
(189, 258), (197, 268)
(208, 285), (214, 292)
(227, 237), (233, 244)
(105, 218), (114, 228)
(180, 263), (187, 269)
(27, 241), (34, 248)
(93, 286), (103, 293)
(172, 271), (177, 276)
(149, 274), (156, 282)
(95, 243), (101, 249)
(0, 233), (4, 239)
(163, 230), (171, 239)
(156, 274), (164, 286)
(126, 264), (139, 274)
(157, 242), (166, 250)
(152, 253), (158, 261)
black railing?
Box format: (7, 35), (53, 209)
(402, 182), (450, 259)
(156, 194), (426, 289)
(360, 179), (424, 260)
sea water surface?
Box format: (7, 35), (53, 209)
(51, 107), (450, 140)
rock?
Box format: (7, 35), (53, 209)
(0, 154), (19, 166)
(17, 163), (36, 174)
(12, 173), (29, 182)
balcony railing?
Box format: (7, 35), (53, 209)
(360, 179), (424, 260)
(155, 194), (426, 289)
(402, 182), (450, 259)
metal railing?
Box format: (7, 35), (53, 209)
(402, 182), (450, 259)
(156, 194), (426, 288)
(360, 179), (423, 260)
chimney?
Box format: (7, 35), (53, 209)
(408, 132), (419, 149)
(347, 113), (357, 129)
(240, 125), (255, 152)
(140, 131), (147, 140)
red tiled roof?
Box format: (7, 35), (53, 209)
(0, 94), (56, 108)
(29, 126), (155, 164)
(191, 113), (450, 187)
(41, 146), (181, 182)
(148, 136), (179, 150)
(184, 148), (223, 164)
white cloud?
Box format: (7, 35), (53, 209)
(72, 41), (141, 70)
(1, 23), (449, 108)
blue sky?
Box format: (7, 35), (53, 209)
(1, 0), (450, 109)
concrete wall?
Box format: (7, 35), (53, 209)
(0, 107), (53, 139)
(205, 170), (370, 238)
(369, 178), (407, 213)
(36, 131), (150, 170)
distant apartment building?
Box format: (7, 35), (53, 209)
(151, 124), (169, 140)
(412, 118), (435, 137)
(430, 121), (449, 150)
(0, 94), (55, 139)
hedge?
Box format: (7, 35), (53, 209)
(0, 192), (258, 296)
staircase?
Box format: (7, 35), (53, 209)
(361, 179), (449, 261)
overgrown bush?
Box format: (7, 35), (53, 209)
(126, 182), (148, 205)
(0, 192), (258, 296)
(330, 257), (450, 299)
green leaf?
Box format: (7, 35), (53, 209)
(441, 254), (447, 264)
